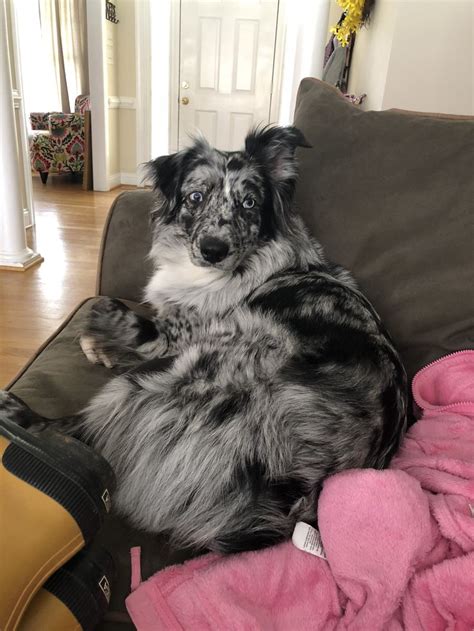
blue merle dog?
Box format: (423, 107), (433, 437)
(3, 127), (407, 553)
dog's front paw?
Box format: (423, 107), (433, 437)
(79, 335), (114, 368)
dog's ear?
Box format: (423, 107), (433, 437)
(146, 136), (213, 201)
(244, 125), (310, 184)
(146, 152), (183, 201)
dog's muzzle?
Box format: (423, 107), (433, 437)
(199, 236), (230, 264)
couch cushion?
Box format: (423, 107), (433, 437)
(293, 78), (474, 381)
(9, 299), (112, 418)
(8, 299), (197, 629)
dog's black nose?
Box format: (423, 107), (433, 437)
(200, 237), (229, 263)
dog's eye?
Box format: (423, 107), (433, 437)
(242, 198), (255, 209)
(189, 192), (203, 203)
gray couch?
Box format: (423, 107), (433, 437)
(8, 79), (473, 629)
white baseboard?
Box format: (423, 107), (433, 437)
(109, 172), (138, 188)
(109, 173), (121, 189)
(120, 172), (138, 185)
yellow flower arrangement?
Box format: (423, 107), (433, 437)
(331, 0), (366, 47)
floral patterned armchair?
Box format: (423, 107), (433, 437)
(29, 95), (90, 184)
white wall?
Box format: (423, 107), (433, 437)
(346, 0), (398, 111)
(277, 0), (330, 124)
(348, 0), (473, 115)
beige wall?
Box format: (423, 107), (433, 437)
(116, 0), (136, 176)
(106, 18), (120, 177)
(327, 2), (341, 33)
(347, 0), (473, 115)
(117, 0), (136, 97)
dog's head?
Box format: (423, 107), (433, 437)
(147, 126), (309, 271)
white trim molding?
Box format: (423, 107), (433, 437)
(12, 88), (21, 108)
(108, 96), (136, 109)
(168, 0), (180, 153)
(120, 172), (138, 185)
(149, 0), (176, 156)
(269, 1), (285, 123)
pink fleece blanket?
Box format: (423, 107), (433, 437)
(126, 351), (474, 630)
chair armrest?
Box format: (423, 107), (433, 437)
(96, 190), (155, 302)
(30, 112), (50, 130)
(48, 113), (84, 138)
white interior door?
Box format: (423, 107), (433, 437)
(178, 0), (279, 151)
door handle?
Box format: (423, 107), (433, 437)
(181, 97), (190, 105)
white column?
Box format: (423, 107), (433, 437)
(11, 0), (36, 228)
(0, 0), (42, 270)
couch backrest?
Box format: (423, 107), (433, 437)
(97, 190), (154, 302)
(293, 78), (474, 380)
(99, 82), (473, 380)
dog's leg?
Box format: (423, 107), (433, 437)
(80, 298), (201, 368)
(0, 391), (81, 437)
(80, 298), (165, 368)
(0, 391), (44, 428)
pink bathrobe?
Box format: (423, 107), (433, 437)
(126, 351), (474, 630)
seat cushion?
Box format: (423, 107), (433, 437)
(293, 78), (474, 381)
(8, 298), (197, 630)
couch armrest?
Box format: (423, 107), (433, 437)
(96, 190), (155, 302)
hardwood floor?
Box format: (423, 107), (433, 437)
(0, 174), (135, 387)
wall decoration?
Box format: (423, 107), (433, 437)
(105, 1), (119, 24)
(331, 0), (375, 47)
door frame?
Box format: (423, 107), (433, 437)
(135, 0), (179, 174)
(87, 0), (109, 191)
(168, 0), (181, 153)
(135, 0), (152, 182)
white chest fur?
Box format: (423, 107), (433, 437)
(145, 249), (226, 307)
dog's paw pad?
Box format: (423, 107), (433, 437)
(80, 335), (98, 363)
(80, 335), (114, 368)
